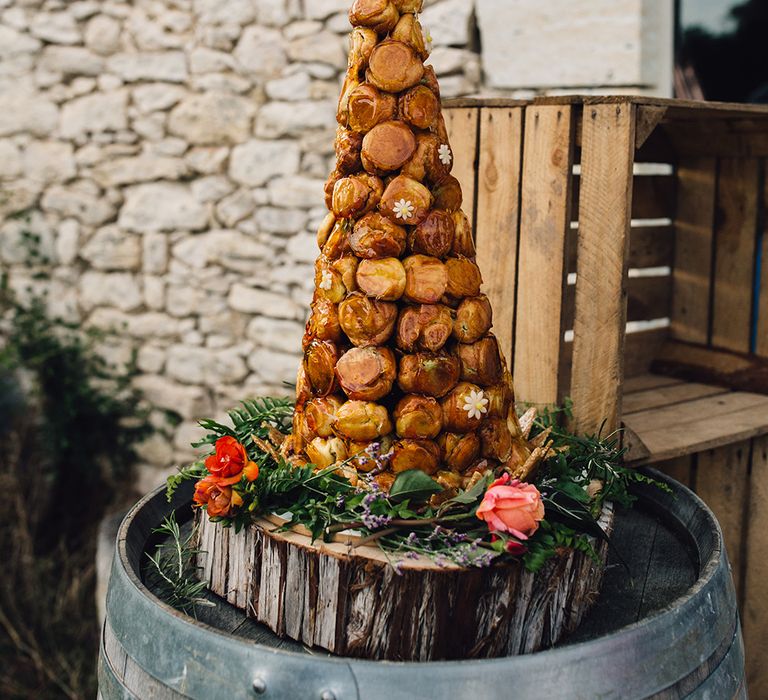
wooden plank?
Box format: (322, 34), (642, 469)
(626, 226), (675, 269)
(572, 174), (675, 222)
(660, 122), (768, 158)
(564, 275), (672, 329)
(624, 391), (768, 463)
(531, 94), (768, 120)
(623, 373), (684, 394)
(568, 226), (674, 273)
(671, 157), (716, 344)
(625, 391), (768, 435)
(635, 106), (668, 149)
(652, 455), (694, 488)
(561, 328), (669, 398)
(696, 441), (751, 599)
(622, 381), (729, 415)
(651, 339), (768, 395)
(444, 107), (479, 225)
(743, 435), (768, 699)
(757, 177), (768, 358)
(712, 157), (759, 353)
(624, 328), (670, 378)
(570, 103), (636, 435)
(474, 107), (524, 366)
(637, 513), (697, 619)
(514, 104), (574, 405)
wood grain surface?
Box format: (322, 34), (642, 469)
(473, 107), (524, 366)
(569, 103), (635, 434)
(711, 158), (759, 353)
(514, 105), (573, 405)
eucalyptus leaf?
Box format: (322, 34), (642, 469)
(389, 469), (443, 503)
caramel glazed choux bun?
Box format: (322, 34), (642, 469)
(286, 0), (533, 495)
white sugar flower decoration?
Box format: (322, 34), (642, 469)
(438, 143), (452, 166)
(319, 270), (334, 291)
(393, 198), (415, 220)
(462, 389), (489, 420)
(423, 25), (433, 53)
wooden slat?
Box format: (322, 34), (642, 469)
(572, 174), (675, 222)
(568, 226), (675, 273)
(624, 328), (670, 378)
(712, 157), (759, 353)
(564, 276), (672, 328)
(514, 105), (574, 405)
(651, 339), (768, 395)
(474, 107), (524, 366)
(653, 455), (694, 488)
(561, 328), (670, 396)
(625, 391), (768, 435)
(570, 103), (636, 434)
(623, 373), (684, 394)
(660, 121), (768, 158)
(622, 381), (729, 415)
(623, 391), (768, 463)
(671, 157), (716, 344)
(444, 107), (479, 225)
(696, 441), (751, 599)
(757, 178), (768, 357)
(635, 106), (668, 149)
(743, 435), (768, 699)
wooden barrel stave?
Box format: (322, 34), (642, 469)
(101, 472), (745, 700)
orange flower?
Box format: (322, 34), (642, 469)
(193, 475), (243, 518)
(205, 436), (259, 482)
(476, 474), (544, 540)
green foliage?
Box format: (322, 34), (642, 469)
(194, 397), (293, 452)
(166, 462), (207, 502)
(523, 520), (599, 573)
(0, 228), (153, 697)
(0, 279), (152, 541)
(146, 514), (213, 616)
(389, 469), (443, 503)
(172, 397), (661, 575)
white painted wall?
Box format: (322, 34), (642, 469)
(477, 0), (674, 96)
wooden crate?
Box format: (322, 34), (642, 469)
(445, 95), (768, 698)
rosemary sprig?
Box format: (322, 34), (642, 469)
(145, 514), (214, 615)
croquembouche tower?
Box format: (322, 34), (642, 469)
(287, 0), (542, 488)
(196, 0), (613, 662)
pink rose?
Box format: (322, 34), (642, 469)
(476, 474), (545, 540)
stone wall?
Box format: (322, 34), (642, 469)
(0, 0), (485, 492)
(0, 0), (673, 492)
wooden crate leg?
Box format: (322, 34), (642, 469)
(696, 441), (751, 600)
(743, 435), (768, 699)
(514, 104), (574, 407)
(570, 103), (635, 435)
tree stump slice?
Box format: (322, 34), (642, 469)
(195, 504), (614, 661)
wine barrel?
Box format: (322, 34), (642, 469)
(99, 471), (746, 700)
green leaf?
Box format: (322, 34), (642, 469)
(443, 473), (491, 506)
(389, 469), (443, 503)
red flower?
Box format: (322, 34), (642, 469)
(193, 475), (243, 518)
(504, 540), (528, 556)
(490, 533), (528, 556)
(476, 473), (545, 540)
(205, 436), (259, 482)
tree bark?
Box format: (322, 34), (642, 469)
(196, 504), (614, 661)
